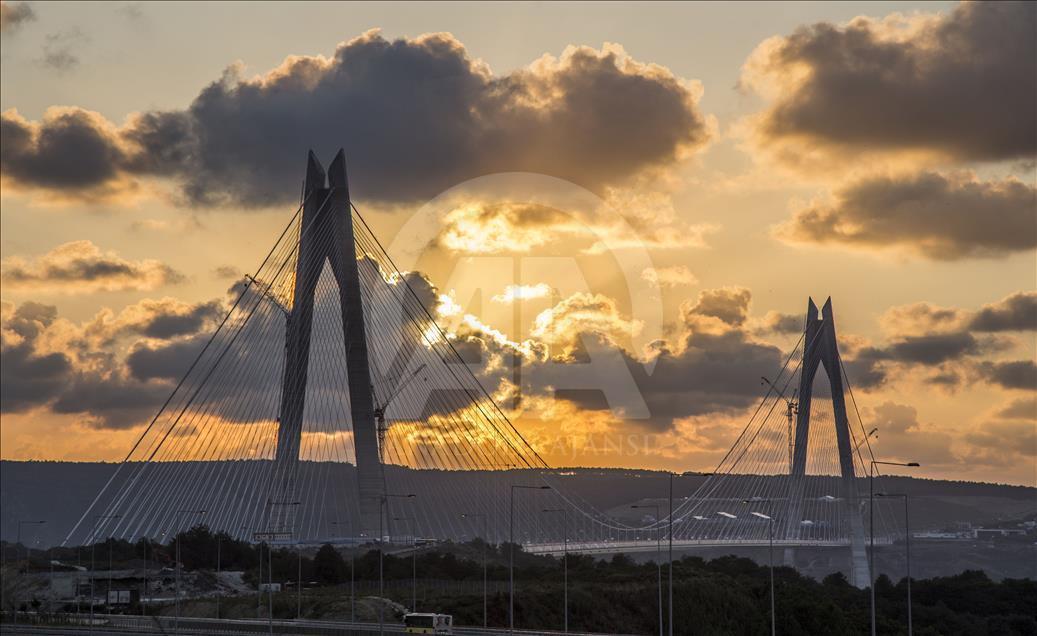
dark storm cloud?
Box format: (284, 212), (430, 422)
(880, 332), (983, 366)
(2, 31), (711, 206)
(125, 332), (208, 382)
(777, 172), (1037, 260)
(969, 292), (1037, 332)
(0, 302), (72, 413)
(980, 360), (1037, 392)
(747, 1), (1036, 162)
(50, 372), (173, 429)
(1, 109), (128, 193)
(0, 1), (34, 33)
(0, 298), (223, 428)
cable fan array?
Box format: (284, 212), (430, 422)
(65, 194), (896, 553)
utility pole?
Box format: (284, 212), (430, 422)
(869, 461), (919, 636)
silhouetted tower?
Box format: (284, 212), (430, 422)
(784, 297), (870, 588)
(268, 150), (385, 540)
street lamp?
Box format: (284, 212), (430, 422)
(14, 520), (46, 624)
(632, 505), (663, 636)
(174, 509), (207, 634)
(877, 493), (913, 636)
(379, 493), (415, 636)
(747, 510), (775, 636)
(869, 461), (919, 636)
(460, 513), (488, 628)
(667, 471), (700, 636)
(542, 508), (569, 633)
(509, 484), (550, 633)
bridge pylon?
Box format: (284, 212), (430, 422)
(783, 297), (870, 588)
(268, 150), (385, 540)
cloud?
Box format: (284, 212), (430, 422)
(682, 286), (752, 326)
(492, 284), (551, 304)
(775, 172), (1036, 260)
(641, 265), (697, 288)
(2, 31), (711, 207)
(757, 311), (802, 335)
(979, 360), (1037, 392)
(846, 292), (1037, 392)
(0, 1), (34, 33)
(212, 265), (239, 280)
(518, 287), (783, 429)
(435, 191), (715, 256)
(530, 292), (642, 352)
(866, 401), (957, 466)
(0, 301), (72, 413)
(39, 29), (87, 73)
(0, 296), (223, 428)
(969, 291), (1037, 332)
(742, 1), (1036, 169)
(1, 240), (185, 292)
(995, 397), (1036, 420)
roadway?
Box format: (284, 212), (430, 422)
(523, 537), (891, 556)
(2, 614), (636, 636)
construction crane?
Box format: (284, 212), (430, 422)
(761, 376), (798, 473)
(245, 274), (290, 319)
(372, 364), (428, 462)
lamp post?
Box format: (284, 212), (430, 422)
(174, 509), (207, 634)
(14, 520), (46, 624)
(379, 493), (415, 636)
(667, 471), (699, 636)
(460, 513), (489, 628)
(877, 493), (913, 636)
(632, 505), (663, 636)
(869, 461), (918, 636)
(89, 514), (121, 631)
(542, 508), (569, 633)
(216, 533), (223, 620)
(749, 511), (776, 636)
(509, 484), (550, 633)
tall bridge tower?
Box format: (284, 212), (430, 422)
(269, 150), (385, 540)
(785, 297), (870, 587)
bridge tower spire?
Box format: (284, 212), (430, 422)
(785, 297), (870, 588)
(269, 150), (385, 540)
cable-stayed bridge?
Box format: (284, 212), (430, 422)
(65, 151), (895, 590)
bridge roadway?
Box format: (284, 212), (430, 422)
(522, 537), (892, 556)
(1, 614), (638, 636)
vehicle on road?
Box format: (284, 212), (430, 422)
(403, 612), (453, 634)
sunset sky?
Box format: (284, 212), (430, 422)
(1, 1), (1034, 486)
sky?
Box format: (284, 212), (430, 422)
(1, 1), (1034, 485)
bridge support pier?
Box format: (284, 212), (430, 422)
(785, 298), (870, 588)
(269, 150), (385, 540)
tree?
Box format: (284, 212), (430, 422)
(313, 544), (346, 585)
